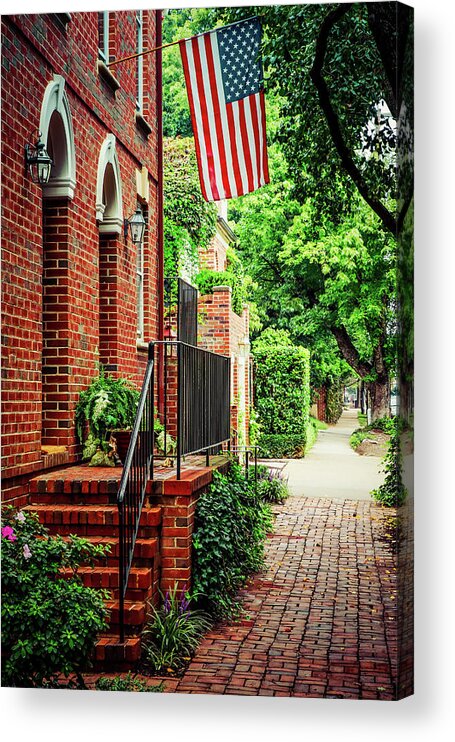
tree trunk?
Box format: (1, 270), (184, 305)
(368, 377), (390, 420)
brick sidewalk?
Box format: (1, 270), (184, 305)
(169, 497), (398, 700)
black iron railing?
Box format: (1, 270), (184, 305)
(154, 340), (231, 479)
(164, 277), (198, 347)
(117, 346), (154, 643)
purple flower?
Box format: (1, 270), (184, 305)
(23, 544), (32, 560)
(15, 511), (26, 523)
(163, 591), (171, 615)
(1, 526), (17, 542)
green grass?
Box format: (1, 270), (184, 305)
(357, 411), (368, 427)
(311, 416), (328, 430)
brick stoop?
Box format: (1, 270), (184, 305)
(26, 464), (162, 671)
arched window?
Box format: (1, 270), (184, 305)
(39, 75), (76, 199)
(96, 134), (123, 234)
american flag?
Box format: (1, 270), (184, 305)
(179, 17), (269, 202)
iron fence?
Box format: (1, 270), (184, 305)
(154, 340), (230, 478)
(164, 276), (198, 347)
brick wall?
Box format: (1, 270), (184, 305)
(1, 11), (162, 501)
(198, 286), (251, 444)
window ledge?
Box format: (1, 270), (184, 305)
(135, 111), (152, 137)
(97, 60), (120, 93)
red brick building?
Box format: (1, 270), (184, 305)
(1, 10), (163, 504)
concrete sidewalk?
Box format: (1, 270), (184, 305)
(281, 409), (384, 500)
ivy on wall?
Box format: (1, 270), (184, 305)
(252, 328), (311, 457)
(164, 138), (217, 278)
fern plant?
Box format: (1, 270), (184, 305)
(75, 368), (140, 463)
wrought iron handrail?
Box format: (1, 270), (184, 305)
(117, 345), (154, 642)
(154, 340), (231, 479)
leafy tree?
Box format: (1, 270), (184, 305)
(215, 3), (413, 235)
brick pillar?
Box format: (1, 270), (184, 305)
(42, 199), (72, 448)
(99, 234), (119, 372)
(150, 468), (217, 592)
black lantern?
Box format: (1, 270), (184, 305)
(25, 131), (53, 185)
(124, 206), (146, 244)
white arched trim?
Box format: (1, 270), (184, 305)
(96, 134), (123, 234)
(39, 75), (76, 199)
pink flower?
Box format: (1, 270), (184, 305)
(1, 525), (17, 542)
(23, 544), (32, 560)
(15, 511), (26, 523)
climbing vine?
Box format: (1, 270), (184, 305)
(164, 137), (217, 278)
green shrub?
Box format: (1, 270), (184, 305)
(258, 433), (306, 459)
(371, 420), (407, 507)
(192, 462), (273, 619)
(253, 329), (311, 455)
(95, 672), (164, 692)
(1, 507), (110, 687)
(257, 469), (290, 504)
(141, 584), (211, 674)
(194, 268), (245, 314)
(325, 381), (344, 423)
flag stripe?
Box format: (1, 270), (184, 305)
(259, 90), (270, 184)
(179, 39), (209, 200)
(191, 38), (220, 201)
(238, 98), (255, 194)
(225, 100), (244, 198)
(203, 33), (232, 199)
(248, 94), (262, 189)
(209, 33), (238, 198)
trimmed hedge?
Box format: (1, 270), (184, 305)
(258, 434), (306, 459)
(253, 329), (311, 458)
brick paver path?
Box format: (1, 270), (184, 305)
(169, 497), (398, 699)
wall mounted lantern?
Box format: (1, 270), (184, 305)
(24, 131), (53, 185)
(124, 206), (146, 244)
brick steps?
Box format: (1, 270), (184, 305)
(25, 470), (162, 671)
(60, 535), (158, 566)
(23, 503), (161, 538)
(94, 635), (142, 669)
(60, 565), (153, 593)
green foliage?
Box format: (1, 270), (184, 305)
(258, 434), (306, 459)
(1, 507), (110, 687)
(141, 585), (211, 674)
(194, 269), (243, 315)
(256, 468), (290, 504)
(192, 462), (273, 619)
(325, 381), (344, 424)
(95, 673), (164, 692)
(253, 328), (311, 456)
(350, 415), (396, 450)
(75, 368), (139, 462)
(164, 138), (217, 278)
(371, 420), (407, 507)
(216, 4), (410, 232)
(248, 407), (261, 447)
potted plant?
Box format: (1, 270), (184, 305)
(75, 367), (140, 466)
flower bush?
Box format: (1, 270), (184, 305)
(256, 467), (290, 504)
(141, 584), (211, 674)
(1, 507), (110, 687)
(192, 462), (273, 619)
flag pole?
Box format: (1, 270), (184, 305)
(106, 15), (258, 68)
